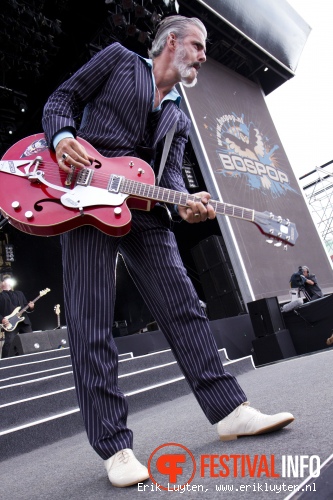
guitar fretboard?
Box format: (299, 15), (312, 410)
(121, 178), (254, 222)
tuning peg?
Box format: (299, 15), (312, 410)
(266, 239), (274, 244)
(277, 216), (282, 222)
(285, 218), (290, 226)
(274, 241), (282, 247)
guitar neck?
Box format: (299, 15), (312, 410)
(120, 178), (255, 222)
(20, 294), (43, 314)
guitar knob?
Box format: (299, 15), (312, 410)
(114, 207), (122, 215)
(11, 201), (20, 210)
(25, 211), (34, 220)
(138, 168), (145, 176)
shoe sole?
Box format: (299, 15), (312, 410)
(111, 473), (150, 488)
(219, 417), (295, 441)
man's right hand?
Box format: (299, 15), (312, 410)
(55, 137), (94, 173)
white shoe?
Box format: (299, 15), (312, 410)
(104, 448), (149, 487)
(217, 402), (294, 441)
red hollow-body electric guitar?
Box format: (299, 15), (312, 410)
(0, 134), (298, 246)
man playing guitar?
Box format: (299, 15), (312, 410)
(0, 274), (34, 358)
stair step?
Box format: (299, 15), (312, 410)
(0, 347), (255, 461)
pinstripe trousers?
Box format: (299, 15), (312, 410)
(61, 207), (247, 460)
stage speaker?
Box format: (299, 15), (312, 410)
(9, 331), (53, 356)
(282, 295), (333, 355)
(192, 235), (229, 273)
(8, 329), (69, 356)
(252, 329), (297, 365)
(112, 320), (128, 337)
(207, 292), (244, 320)
(199, 263), (239, 299)
(191, 236), (245, 319)
(247, 297), (285, 337)
(46, 328), (69, 349)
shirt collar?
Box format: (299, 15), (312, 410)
(139, 56), (181, 108)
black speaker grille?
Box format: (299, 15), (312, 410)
(247, 297), (285, 337)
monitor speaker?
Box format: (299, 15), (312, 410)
(8, 331), (53, 356)
(46, 328), (69, 349)
(247, 297), (285, 337)
(8, 329), (68, 356)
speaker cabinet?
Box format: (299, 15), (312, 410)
(8, 329), (69, 356)
(192, 235), (230, 273)
(247, 297), (285, 337)
(283, 295), (333, 355)
(47, 328), (69, 349)
(207, 292), (244, 320)
(252, 329), (297, 365)
(199, 263), (239, 298)
(191, 235), (245, 319)
(9, 331), (52, 356)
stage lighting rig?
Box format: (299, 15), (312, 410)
(5, 244), (15, 263)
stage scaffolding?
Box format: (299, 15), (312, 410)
(299, 160), (333, 260)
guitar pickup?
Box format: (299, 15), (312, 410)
(76, 168), (93, 186)
(108, 174), (123, 193)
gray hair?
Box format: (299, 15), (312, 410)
(148, 15), (207, 59)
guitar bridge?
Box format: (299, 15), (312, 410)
(76, 168), (93, 186)
(108, 174), (123, 193)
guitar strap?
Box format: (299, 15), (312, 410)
(156, 122), (177, 185)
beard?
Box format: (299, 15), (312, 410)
(174, 45), (198, 88)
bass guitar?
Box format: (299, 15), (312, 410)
(0, 133), (298, 247)
(54, 304), (61, 329)
(2, 288), (50, 332)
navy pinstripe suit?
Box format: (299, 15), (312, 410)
(42, 43), (246, 460)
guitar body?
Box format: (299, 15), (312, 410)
(0, 133), (156, 237)
(3, 308), (25, 332)
(1, 134), (298, 246)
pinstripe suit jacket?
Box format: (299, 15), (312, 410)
(42, 42), (190, 193)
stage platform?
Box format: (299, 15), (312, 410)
(0, 343), (332, 499)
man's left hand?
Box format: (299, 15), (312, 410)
(178, 192), (216, 223)
(28, 302), (35, 309)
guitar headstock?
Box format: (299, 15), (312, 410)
(54, 304), (60, 315)
(253, 211), (298, 249)
(40, 288), (51, 296)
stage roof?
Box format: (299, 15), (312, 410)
(0, 0), (311, 156)
(179, 0), (311, 95)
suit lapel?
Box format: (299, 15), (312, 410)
(134, 57), (154, 144)
(152, 100), (179, 147)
